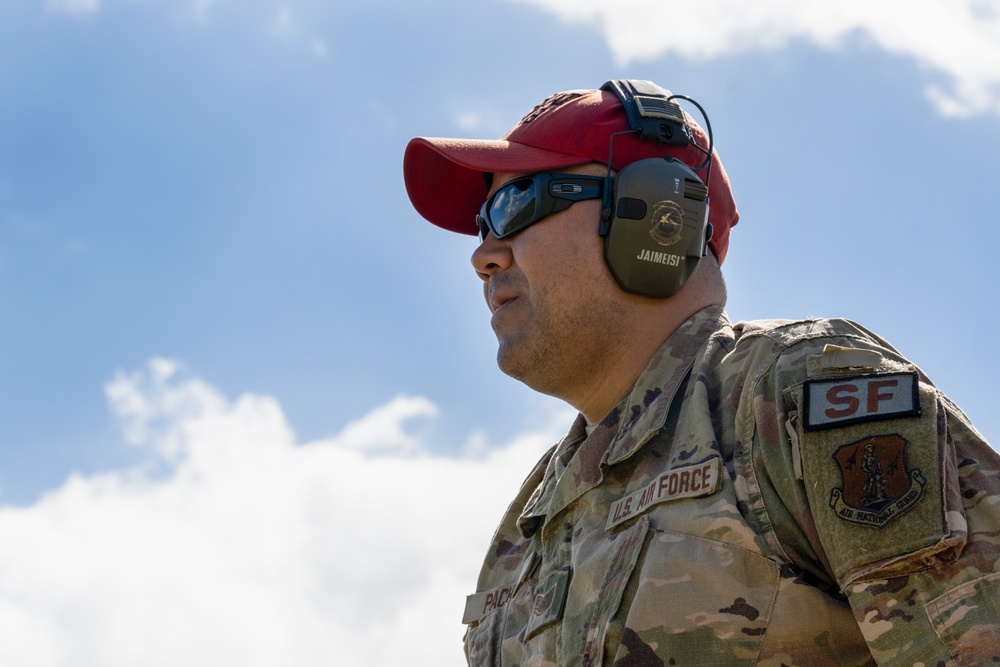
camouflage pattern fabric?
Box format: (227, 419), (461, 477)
(462, 305), (1000, 666)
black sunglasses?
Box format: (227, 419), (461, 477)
(476, 173), (606, 241)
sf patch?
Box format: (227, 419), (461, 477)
(830, 434), (926, 528)
(796, 373), (944, 581)
(803, 371), (920, 431)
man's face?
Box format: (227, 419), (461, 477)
(471, 163), (634, 399)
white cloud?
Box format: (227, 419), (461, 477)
(511, 0), (1000, 117)
(191, 0), (221, 21)
(449, 105), (524, 137)
(0, 360), (570, 666)
(311, 39), (328, 57)
(269, 5), (329, 58)
(45, 0), (224, 20)
(454, 112), (484, 132)
(271, 5), (296, 35)
(45, 0), (101, 16)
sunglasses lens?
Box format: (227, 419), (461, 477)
(484, 179), (537, 239)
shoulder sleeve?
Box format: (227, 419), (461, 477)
(741, 321), (1000, 664)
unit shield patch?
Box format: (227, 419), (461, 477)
(830, 434), (926, 528)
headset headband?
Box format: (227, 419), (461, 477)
(600, 80), (691, 146)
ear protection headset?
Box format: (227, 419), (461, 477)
(598, 80), (714, 299)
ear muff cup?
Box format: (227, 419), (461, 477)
(602, 158), (710, 298)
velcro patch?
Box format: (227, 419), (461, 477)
(803, 372), (920, 431)
(606, 458), (721, 530)
(524, 567), (571, 640)
(829, 434), (927, 528)
(463, 584), (515, 624)
(796, 375), (945, 582)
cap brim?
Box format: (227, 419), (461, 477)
(403, 137), (592, 235)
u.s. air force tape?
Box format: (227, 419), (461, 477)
(606, 458), (721, 530)
(802, 371), (920, 431)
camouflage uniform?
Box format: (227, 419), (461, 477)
(462, 305), (1000, 666)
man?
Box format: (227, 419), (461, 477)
(403, 80), (1000, 665)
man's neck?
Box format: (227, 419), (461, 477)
(572, 297), (714, 424)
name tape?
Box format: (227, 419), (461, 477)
(606, 458), (721, 530)
(463, 584), (515, 625)
(803, 371), (920, 431)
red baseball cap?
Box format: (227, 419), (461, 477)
(403, 86), (738, 264)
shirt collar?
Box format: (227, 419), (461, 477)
(604, 305), (729, 466)
(515, 305), (729, 537)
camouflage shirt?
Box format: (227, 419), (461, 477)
(462, 305), (1000, 666)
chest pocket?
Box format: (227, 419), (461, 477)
(465, 563), (573, 667)
(464, 516), (652, 667)
(465, 605), (504, 667)
(613, 529), (779, 666)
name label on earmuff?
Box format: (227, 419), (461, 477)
(636, 249), (684, 266)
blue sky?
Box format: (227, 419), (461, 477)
(0, 0), (998, 664)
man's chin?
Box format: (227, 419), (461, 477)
(494, 340), (517, 375)
(497, 341), (554, 392)
(495, 339), (530, 381)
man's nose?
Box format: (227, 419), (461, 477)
(471, 233), (513, 281)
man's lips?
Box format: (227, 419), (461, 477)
(489, 291), (517, 314)
(488, 279), (520, 314)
